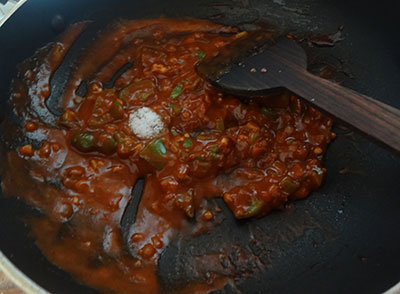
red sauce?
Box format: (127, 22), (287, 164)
(1, 19), (334, 293)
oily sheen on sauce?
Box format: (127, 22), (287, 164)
(1, 19), (334, 294)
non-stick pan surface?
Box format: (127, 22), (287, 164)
(0, 0), (399, 293)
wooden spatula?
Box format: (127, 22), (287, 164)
(196, 34), (400, 153)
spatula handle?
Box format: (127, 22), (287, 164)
(289, 71), (400, 153)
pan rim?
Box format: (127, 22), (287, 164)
(0, 0), (27, 27)
(0, 250), (48, 294)
(385, 282), (400, 294)
(1, 246), (400, 294)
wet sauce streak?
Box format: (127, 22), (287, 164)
(1, 19), (334, 293)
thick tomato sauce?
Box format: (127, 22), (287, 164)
(1, 19), (334, 293)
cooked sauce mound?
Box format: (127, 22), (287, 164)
(1, 19), (334, 294)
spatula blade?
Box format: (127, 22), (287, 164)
(197, 36), (308, 97)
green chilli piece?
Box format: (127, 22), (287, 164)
(250, 132), (259, 144)
(210, 145), (221, 160)
(110, 99), (124, 119)
(261, 107), (277, 119)
(170, 82), (183, 100)
(280, 176), (300, 194)
(196, 154), (206, 162)
(71, 132), (95, 152)
(171, 129), (179, 136)
(196, 50), (205, 60)
(139, 139), (168, 170)
(237, 198), (265, 219)
(183, 139), (193, 149)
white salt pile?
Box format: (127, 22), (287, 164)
(128, 107), (165, 139)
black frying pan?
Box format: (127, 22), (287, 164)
(0, 0), (399, 293)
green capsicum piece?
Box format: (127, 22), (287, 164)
(139, 139), (168, 170)
(183, 139), (193, 149)
(196, 50), (205, 60)
(71, 132), (95, 152)
(110, 99), (124, 119)
(280, 176), (300, 194)
(261, 107), (278, 119)
(170, 82), (183, 100)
